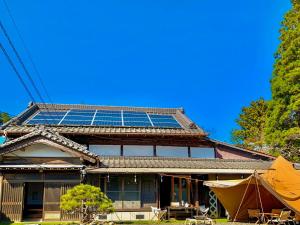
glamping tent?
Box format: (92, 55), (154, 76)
(204, 156), (300, 221)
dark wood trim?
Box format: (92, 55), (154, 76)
(66, 135), (211, 147)
(171, 176), (174, 202)
(120, 145), (124, 156)
(156, 175), (160, 208)
(195, 180), (199, 207)
(179, 178), (182, 202)
(187, 179), (191, 204)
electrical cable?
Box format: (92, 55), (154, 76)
(1, 0), (53, 104)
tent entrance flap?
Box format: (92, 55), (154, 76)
(204, 156), (300, 221)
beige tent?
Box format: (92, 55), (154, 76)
(204, 156), (300, 221)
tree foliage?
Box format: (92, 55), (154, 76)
(0, 112), (11, 125)
(232, 99), (268, 151)
(60, 184), (114, 223)
(233, 1), (300, 161)
(265, 0), (300, 160)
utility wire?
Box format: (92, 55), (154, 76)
(0, 21), (53, 125)
(2, 0), (53, 104)
(0, 42), (36, 101)
(0, 21), (47, 104)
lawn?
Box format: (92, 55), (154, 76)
(0, 218), (229, 225)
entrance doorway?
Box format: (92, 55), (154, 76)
(159, 176), (171, 208)
(23, 182), (44, 220)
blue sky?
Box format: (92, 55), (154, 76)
(0, 0), (290, 142)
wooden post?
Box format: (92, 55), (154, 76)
(156, 175), (160, 208)
(195, 180), (199, 207)
(179, 178), (182, 203)
(171, 176), (174, 202)
(187, 179), (191, 204)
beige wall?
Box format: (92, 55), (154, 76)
(6, 143), (73, 157)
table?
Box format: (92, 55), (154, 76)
(167, 206), (197, 220)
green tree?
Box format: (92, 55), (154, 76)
(265, 0), (300, 160)
(0, 112), (11, 125)
(60, 184), (114, 223)
(232, 99), (268, 151)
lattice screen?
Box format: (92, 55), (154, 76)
(209, 190), (218, 218)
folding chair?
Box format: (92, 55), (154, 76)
(151, 206), (167, 222)
(267, 210), (291, 225)
(248, 209), (260, 223)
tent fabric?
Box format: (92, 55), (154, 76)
(260, 156), (300, 215)
(204, 156), (300, 221)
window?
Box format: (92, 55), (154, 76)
(105, 175), (141, 209)
(123, 176), (140, 208)
(89, 145), (120, 156)
(106, 176), (122, 209)
(123, 145), (153, 156)
(190, 147), (215, 158)
(156, 146), (188, 157)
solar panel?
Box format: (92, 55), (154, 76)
(122, 111), (152, 127)
(25, 109), (182, 128)
(60, 120), (92, 125)
(63, 115), (94, 120)
(92, 120), (123, 126)
(27, 119), (61, 125)
(124, 121), (152, 127)
(149, 114), (182, 128)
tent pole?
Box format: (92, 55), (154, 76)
(231, 173), (253, 224)
(254, 170), (265, 223)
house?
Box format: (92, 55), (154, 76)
(0, 102), (274, 222)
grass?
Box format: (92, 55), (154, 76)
(0, 218), (229, 225)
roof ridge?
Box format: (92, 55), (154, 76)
(33, 102), (184, 113)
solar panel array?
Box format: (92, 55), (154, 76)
(26, 109), (182, 128)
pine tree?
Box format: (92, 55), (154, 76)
(265, 0), (300, 160)
(232, 99), (268, 151)
(0, 112), (11, 125)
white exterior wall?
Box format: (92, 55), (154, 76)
(6, 143), (73, 157)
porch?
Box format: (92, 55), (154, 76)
(86, 173), (236, 220)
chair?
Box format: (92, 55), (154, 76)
(193, 206), (214, 225)
(270, 209), (282, 220)
(293, 214), (300, 225)
(267, 210), (291, 225)
(200, 205), (210, 216)
(151, 206), (167, 221)
(248, 209), (260, 223)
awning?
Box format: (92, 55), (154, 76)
(204, 179), (245, 188)
(87, 167), (265, 174)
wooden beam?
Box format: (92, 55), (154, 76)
(179, 178), (182, 202)
(187, 179), (191, 204)
(195, 180), (199, 207)
(171, 176), (174, 202)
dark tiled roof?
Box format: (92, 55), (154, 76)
(97, 156), (272, 170)
(1, 102), (205, 136)
(0, 127), (96, 160)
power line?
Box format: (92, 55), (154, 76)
(1, 0), (53, 103)
(0, 20), (54, 124)
(0, 21), (47, 104)
(0, 42), (36, 101)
